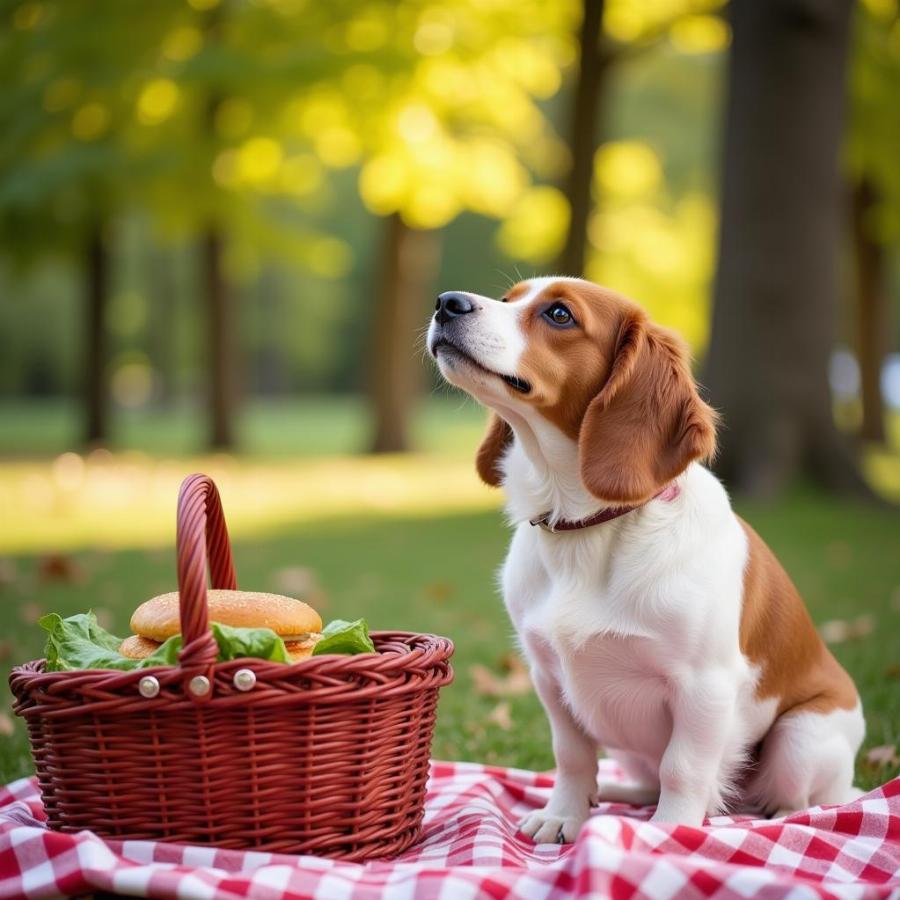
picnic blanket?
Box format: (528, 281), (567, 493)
(1, 760), (898, 899)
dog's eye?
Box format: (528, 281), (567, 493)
(544, 302), (574, 326)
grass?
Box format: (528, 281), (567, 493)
(0, 396), (489, 459)
(1, 398), (898, 798)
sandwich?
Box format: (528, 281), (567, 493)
(119, 589), (323, 662)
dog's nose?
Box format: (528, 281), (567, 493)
(434, 292), (475, 325)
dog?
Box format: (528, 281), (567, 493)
(427, 277), (864, 843)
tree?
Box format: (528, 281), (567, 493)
(556, 0), (727, 278)
(0, 0), (359, 450)
(558, 0), (607, 278)
(83, 223), (110, 444)
(369, 214), (440, 452)
(846, 1), (900, 445)
(353, 0), (578, 451)
(703, 0), (869, 498)
(0, 1), (171, 447)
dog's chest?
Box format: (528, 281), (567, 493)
(516, 585), (676, 759)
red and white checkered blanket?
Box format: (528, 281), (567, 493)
(1, 761), (898, 898)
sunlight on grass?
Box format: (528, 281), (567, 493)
(0, 452), (502, 553)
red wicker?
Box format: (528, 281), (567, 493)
(10, 474), (454, 859)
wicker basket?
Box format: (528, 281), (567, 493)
(10, 473), (454, 859)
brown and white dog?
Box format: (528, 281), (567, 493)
(427, 277), (863, 843)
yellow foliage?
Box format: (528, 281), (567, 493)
(462, 139), (528, 217)
(136, 79), (180, 126)
(279, 154), (323, 197)
(187, 0), (220, 10)
(669, 14), (730, 53)
(587, 190), (717, 353)
(405, 184), (461, 229)
(314, 127), (361, 168)
(303, 237), (353, 278)
(344, 11), (390, 52)
(342, 65), (386, 103)
(236, 137), (283, 185)
(162, 26), (203, 62)
(488, 37), (563, 98)
(71, 102), (110, 141)
(359, 155), (410, 215)
(43, 78), (80, 113)
(12, 2), (43, 30)
(345, 0), (578, 229)
(414, 11), (455, 56)
(497, 185), (569, 263)
(594, 141), (663, 197)
(861, 0), (897, 19)
(215, 98), (254, 139)
(604, 0), (726, 44)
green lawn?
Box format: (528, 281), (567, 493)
(2, 487), (899, 795)
(0, 396), (488, 458)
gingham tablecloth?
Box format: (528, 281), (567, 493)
(1, 760), (898, 899)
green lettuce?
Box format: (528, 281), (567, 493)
(39, 610), (374, 672)
(312, 618), (375, 655)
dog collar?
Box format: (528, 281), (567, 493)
(529, 485), (677, 534)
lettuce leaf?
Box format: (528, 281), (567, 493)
(210, 622), (290, 663)
(312, 618), (375, 656)
(39, 611), (372, 671)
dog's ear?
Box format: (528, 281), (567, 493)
(476, 413), (514, 487)
(578, 313), (717, 504)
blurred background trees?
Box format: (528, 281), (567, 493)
(0, 0), (898, 500)
(704, 0), (862, 498)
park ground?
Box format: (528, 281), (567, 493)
(1, 398), (898, 794)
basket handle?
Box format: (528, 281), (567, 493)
(176, 474), (237, 689)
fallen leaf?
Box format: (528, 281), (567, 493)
(470, 654), (532, 698)
(93, 607), (113, 630)
(272, 567), (327, 608)
(423, 582), (454, 603)
(0, 713), (13, 737)
(819, 615), (874, 645)
(19, 600), (44, 625)
(864, 745), (900, 768)
(0, 641), (11, 662)
(486, 702), (513, 731)
(825, 540), (852, 570)
(0, 558), (17, 587)
(37, 554), (85, 585)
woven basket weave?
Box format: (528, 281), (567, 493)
(10, 473), (454, 859)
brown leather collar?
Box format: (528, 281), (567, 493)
(529, 486), (674, 534)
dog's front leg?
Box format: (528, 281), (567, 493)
(518, 671), (598, 844)
(651, 671), (737, 826)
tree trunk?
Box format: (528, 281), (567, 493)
(850, 177), (887, 444)
(368, 213), (441, 453)
(148, 241), (176, 407)
(703, 0), (870, 498)
(202, 227), (236, 449)
(557, 0), (607, 278)
(83, 223), (109, 447)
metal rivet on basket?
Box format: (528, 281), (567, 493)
(233, 668), (256, 692)
(189, 675), (211, 697)
(138, 676), (160, 698)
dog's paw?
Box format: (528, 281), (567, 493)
(518, 807), (588, 844)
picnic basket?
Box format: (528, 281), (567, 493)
(9, 473), (454, 859)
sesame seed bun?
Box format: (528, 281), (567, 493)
(129, 589), (323, 643)
(119, 634), (162, 659)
